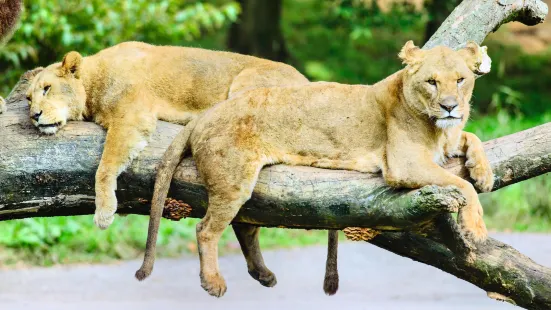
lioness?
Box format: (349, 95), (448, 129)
(137, 41), (494, 297)
(25, 41), (310, 228)
(24, 41), (341, 294)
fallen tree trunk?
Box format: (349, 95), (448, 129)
(0, 0), (550, 308)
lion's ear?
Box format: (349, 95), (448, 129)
(458, 41), (491, 75)
(58, 51), (83, 78)
(398, 40), (424, 66)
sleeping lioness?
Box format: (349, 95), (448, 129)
(137, 41), (494, 297)
(24, 41), (342, 293)
(25, 41), (309, 228)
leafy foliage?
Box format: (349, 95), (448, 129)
(328, 0), (424, 41)
(0, 215), (327, 266)
(0, 0), (240, 94)
(282, 0), (426, 83)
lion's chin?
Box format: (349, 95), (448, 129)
(435, 117), (462, 129)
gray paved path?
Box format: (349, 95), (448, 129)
(1, 233), (550, 310)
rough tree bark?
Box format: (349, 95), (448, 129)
(424, 0), (548, 49)
(0, 0), (549, 309)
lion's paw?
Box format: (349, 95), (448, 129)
(248, 269), (277, 287)
(458, 204), (488, 244)
(94, 211), (115, 230)
(201, 272), (227, 298)
(462, 221), (488, 244)
(465, 156), (494, 193)
(94, 191), (118, 230)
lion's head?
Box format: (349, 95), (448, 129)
(1, 67), (44, 114)
(399, 41), (490, 129)
(26, 51), (86, 134)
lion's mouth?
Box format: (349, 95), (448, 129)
(38, 122), (62, 128)
(440, 116), (462, 120)
(435, 116), (463, 129)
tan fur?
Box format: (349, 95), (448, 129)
(25, 41), (340, 292)
(6, 67), (44, 101)
(0, 0), (22, 113)
(0, 96), (5, 114)
(2, 67), (44, 113)
(140, 41), (494, 297)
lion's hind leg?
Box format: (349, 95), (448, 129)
(232, 223), (277, 287)
(196, 158), (264, 297)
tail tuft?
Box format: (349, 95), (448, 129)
(135, 267), (151, 281)
(323, 230), (339, 296)
(323, 273), (339, 296)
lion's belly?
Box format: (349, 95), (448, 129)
(271, 135), (385, 174)
(286, 151), (383, 174)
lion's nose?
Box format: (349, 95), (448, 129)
(440, 97), (458, 112)
(31, 110), (43, 121)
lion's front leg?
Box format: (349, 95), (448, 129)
(384, 144), (488, 243)
(459, 132), (494, 193)
(94, 119), (155, 229)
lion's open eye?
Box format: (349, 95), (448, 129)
(457, 77), (465, 84)
(427, 79), (437, 86)
(26, 96), (32, 103)
(43, 85), (51, 96)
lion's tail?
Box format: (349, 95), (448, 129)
(135, 119), (197, 281)
(0, 0), (22, 45)
(323, 229), (339, 295)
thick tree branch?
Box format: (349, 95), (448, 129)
(1, 101), (468, 225)
(2, 101), (550, 226)
(370, 232), (551, 309)
(424, 0), (548, 49)
(0, 0), (549, 308)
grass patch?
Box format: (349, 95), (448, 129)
(0, 215), (327, 267)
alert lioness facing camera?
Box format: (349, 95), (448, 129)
(138, 41), (494, 297)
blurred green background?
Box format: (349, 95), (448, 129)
(1, 0), (550, 267)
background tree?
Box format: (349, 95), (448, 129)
(0, 0), (240, 94)
(423, 0), (462, 43)
(227, 0), (288, 62)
